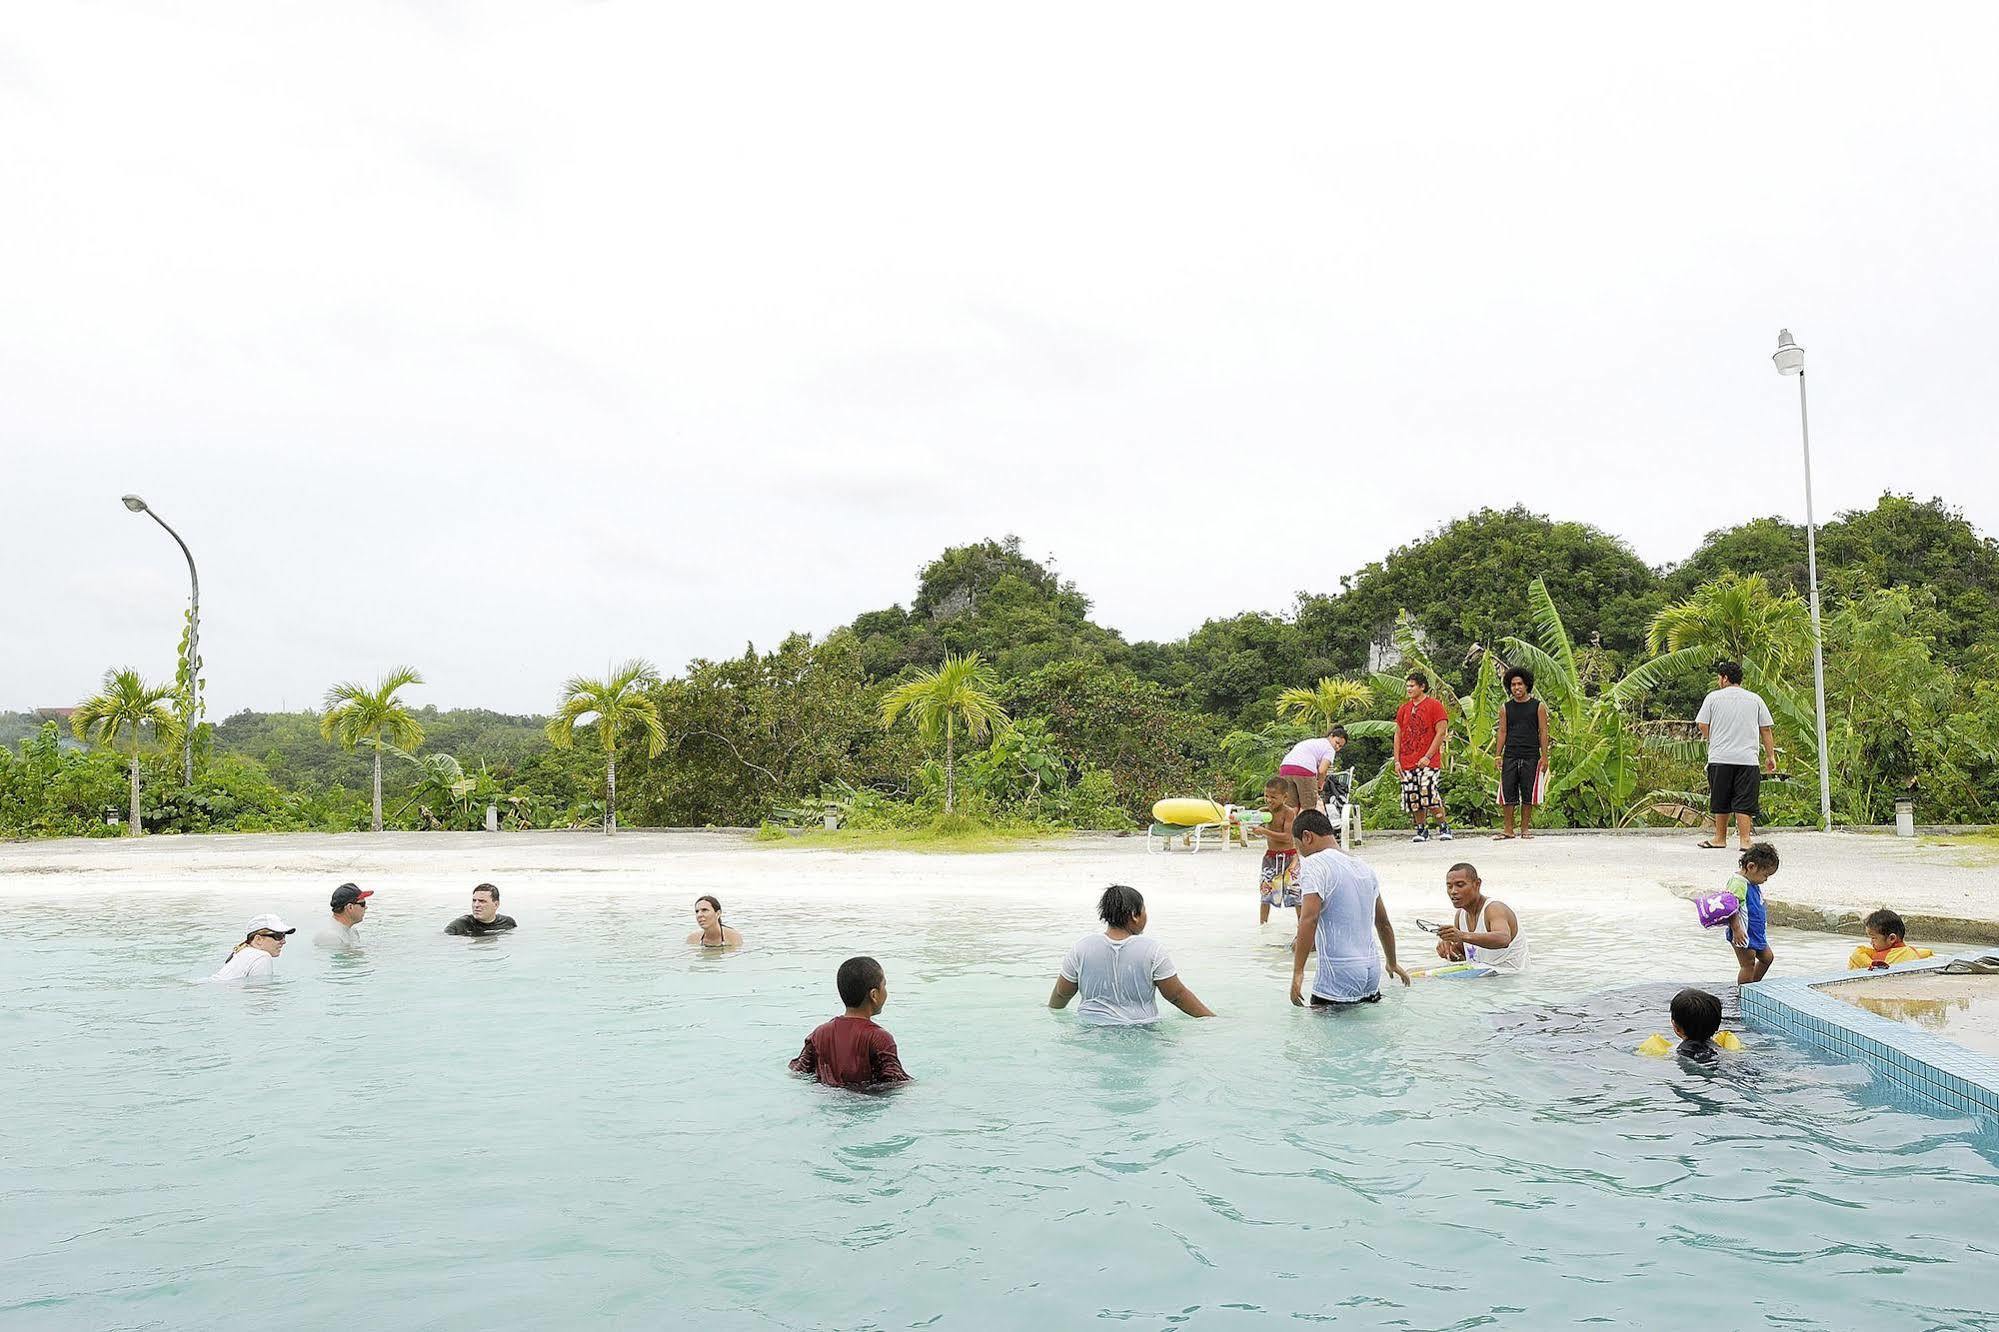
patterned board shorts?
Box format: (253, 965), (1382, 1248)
(1398, 765), (1443, 814)
(1259, 850), (1300, 908)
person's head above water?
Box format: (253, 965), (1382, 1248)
(1505, 667), (1534, 700)
(1670, 987), (1723, 1044)
(1290, 808), (1336, 853)
(1864, 908), (1908, 950)
(694, 894), (723, 928)
(471, 883), (500, 923)
(1098, 883), (1147, 935)
(329, 882), (372, 924)
(836, 955), (888, 1015)
(1445, 862), (1483, 910)
(234, 913), (295, 957)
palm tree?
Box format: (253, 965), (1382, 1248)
(880, 653), (1010, 814)
(1502, 579), (1709, 824)
(1275, 676), (1374, 730)
(1648, 572), (1813, 680)
(72, 668), (182, 837)
(319, 666), (425, 832)
(545, 659), (667, 834)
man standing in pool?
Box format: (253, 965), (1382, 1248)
(1289, 809), (1410, 1007)
(444, 883), (517, 936)
(313, 882), (373, 949)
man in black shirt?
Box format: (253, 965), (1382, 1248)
(1493, 667), (1550, 840)
(445, 882), (518, 936)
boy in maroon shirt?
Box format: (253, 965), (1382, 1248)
(789, 955), (911, 1090)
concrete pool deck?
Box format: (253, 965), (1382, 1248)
(1, 827), (1995, 940)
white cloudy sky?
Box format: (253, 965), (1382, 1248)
(4, 3), (1995, 716)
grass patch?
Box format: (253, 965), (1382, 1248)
(757, 814), (1056, 853)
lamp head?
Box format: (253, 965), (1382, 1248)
(1772, 329), (1805, 376)
(121, 494), (149, 513)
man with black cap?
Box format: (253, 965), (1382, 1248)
(314, 882), (373, 949)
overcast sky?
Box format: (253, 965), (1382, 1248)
(4, 3), (1995, 717)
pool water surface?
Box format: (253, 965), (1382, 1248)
(3, 864), (1996, 1329)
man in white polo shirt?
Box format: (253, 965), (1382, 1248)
(1695, 660), (1777, 851)
(1288, 809), (1410, 1007)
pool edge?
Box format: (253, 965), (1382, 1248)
(1742, 949), (1999, 1120)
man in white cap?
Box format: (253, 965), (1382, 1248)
(314, 882), (373, 949)
(209, 914), (295, 982)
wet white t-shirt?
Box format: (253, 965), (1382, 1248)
(209, 948), (275, 983)
(1060, 932), (1177, 1026)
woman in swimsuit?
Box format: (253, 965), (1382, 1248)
(686, 894), (744, 949)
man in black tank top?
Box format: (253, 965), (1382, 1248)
(1494, 668), (1550, 839)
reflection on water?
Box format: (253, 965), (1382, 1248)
(1829, 973), (1999, 1058)
(0, 884), (1996, 1330)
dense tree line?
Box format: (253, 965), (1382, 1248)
(4, 493), (1994, 838)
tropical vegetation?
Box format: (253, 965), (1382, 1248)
(4, 492), (1995, 839)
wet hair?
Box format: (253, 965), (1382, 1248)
(1864, 908), (1906, 940)
(696, 894), (722, 916)
(473, 883), (499, 902)
(1504, 666), (1535, 692)
(1671, 987), (1723, 1043)
(1446, 861), (1480, 882)
(1098, 884), (1145, 930)
(1291, 809), (1335, 840)
(1406, 671), (1430, 692)
(1738, 843), (1779, 875)
(836, 955), (885, 1008)
(1326, 725), (1349, 741)
(1714, 660), (1743, 685)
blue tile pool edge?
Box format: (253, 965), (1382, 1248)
(1742, 949), (1999, 1119)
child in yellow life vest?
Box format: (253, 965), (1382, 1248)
(1637, 987), (1743, 1061)
(1847, 908), (1935, 971)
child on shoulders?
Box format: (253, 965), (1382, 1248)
(1847, 909), (1935, 971)
(789, 956), (910, 1090)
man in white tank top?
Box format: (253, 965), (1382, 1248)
(1434, 862), (1526, 974)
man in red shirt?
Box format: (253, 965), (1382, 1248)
(789, 955), (911, 1090)
(1393, 671), (1452, 842)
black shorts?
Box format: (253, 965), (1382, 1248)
(1500, 755), (1541, 806)
(1708, 762), (1762, 817)
(1309, 992), (1382, 1009)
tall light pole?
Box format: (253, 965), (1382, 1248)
(121, 494), (200, 784)
(1771, 331), (1834, 833)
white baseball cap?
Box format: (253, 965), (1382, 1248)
(246, 913), (296, 936)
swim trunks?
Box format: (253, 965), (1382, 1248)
(1259, 849), (1300, 908)
(1398, 765), (1442, 814)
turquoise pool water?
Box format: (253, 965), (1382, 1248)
(4, 874), (1997, 1329)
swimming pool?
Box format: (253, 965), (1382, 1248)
(3, 853), (1997, 1329)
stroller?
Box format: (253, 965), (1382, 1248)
(1321, 767), (1361, 846)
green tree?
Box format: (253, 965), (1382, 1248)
(880, 653), (1010, 814)
(319, 666), (426, 832)
(1275, 676), (1374, 729)
(71, 668), (183, 836)
(545, 659), (668, 834)
(1647, 572), (1814, 680)
(1296, 506), (1665, 675)
(1001, 660), (1223, 814)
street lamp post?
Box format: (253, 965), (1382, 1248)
(121, 495), (200, 784)
(1771, 331), (1834, 833)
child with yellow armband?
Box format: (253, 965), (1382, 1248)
(1637, 987), (1742, 1063)
(1847, 909), (1935, 971)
